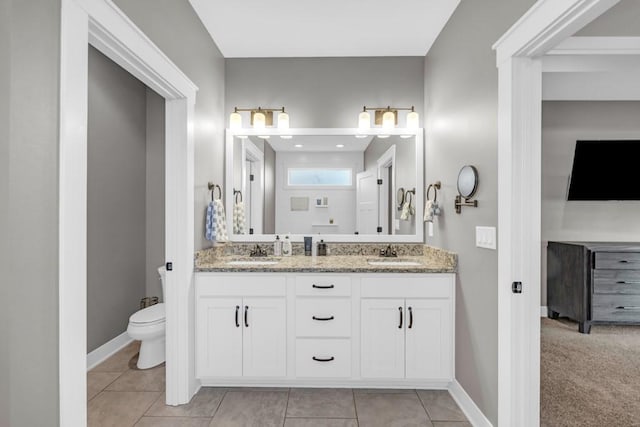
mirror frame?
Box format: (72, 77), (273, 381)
(225, 128), (424, 243)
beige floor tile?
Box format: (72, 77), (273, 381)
(91, 342), (141, 373)
(287, 388), (356, 418)
(88, 391), (160, 427)
(88, 372), (122, 401)
(106, 365), (165, 392)
(209, 390), (288, 427)
(135, 417), (212, 427)
(285, 419), (358, 427)
(355, 392), (433, 427)
(431, 422), (472, 427)
(416, 390), (467, 422)
(145, 387), (225, 417)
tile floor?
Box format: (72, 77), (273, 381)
(88, 342), (471, 427)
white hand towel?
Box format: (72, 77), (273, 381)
(233, 201), (246, 234)
(424, 200), (434, 222)
(400, 200), (414, 221)
(214, 199), (228, 242)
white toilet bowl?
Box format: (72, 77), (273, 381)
(127, 267), (166, 369)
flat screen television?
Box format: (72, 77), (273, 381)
(567, 140), (640, 201)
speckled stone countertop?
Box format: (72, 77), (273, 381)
(194, 245), (457, 274)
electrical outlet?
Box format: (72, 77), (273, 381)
(476, 226), (496, 250)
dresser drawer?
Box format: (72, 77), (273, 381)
(295, 339), (351, 378)
(595, 252), (640, 270)
(296, 298), (351, 337)
(593, 270), (640, 294)
(296, 276), (351, 297)
(593, 294), (640, 322)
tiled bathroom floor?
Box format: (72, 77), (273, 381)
(88, 343), (471, 427)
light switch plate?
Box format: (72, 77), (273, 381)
(476, 226), (496, 250)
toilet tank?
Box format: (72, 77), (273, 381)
(157, 266), (166, 300)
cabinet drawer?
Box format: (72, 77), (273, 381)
(295, 339), (351, 378)
(296, 298), (351, 337)
(361, 275), (453, 299)
(595, 252), (640, 270)
(594, 270), (640, 294)
(593, 294), (640, 322)
(196, 274), (286, 297)
(296, 276), (351, 297)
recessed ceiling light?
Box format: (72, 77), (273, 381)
(294, 144), (303, 148)
(355, 134), (369, 139)
(280, 135), (293, 139)
(336, 144), (345, 148)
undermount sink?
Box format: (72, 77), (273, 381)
(226, 259), (280, 266)
(367, 258), (423, 266)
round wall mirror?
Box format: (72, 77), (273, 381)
(457, 165), (478, 198)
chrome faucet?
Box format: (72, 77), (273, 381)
(249, 244), (268, 257)
(379, 245), (398, 258)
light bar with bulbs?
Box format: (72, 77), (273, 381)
(229, 107), (291, 139)
(357, 105), (419, 138)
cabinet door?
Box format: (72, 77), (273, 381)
(196, 297), (242, 378)
(242, 297), (287, 377)
(361, 298), (405, 378)
(405, 298), (453, 380)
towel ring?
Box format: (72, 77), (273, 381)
(404, 189), (415, 208)
(234, 189), (243, 203)
(426, 181), (441, 203)
(396, 187), (405, 208)
(208, 182), (222, 201)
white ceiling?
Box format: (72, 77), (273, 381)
(189, 0), (460, 58)
(251, 135), (373, 152)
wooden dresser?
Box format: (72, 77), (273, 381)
(547, 242), (640, 334)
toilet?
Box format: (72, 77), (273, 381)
(127, 266), (166, 369)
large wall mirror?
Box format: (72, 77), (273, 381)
(225, 129), (424, 242)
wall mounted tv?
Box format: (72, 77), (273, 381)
(567, 140), (640, 201)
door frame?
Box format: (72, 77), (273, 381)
(59, 0), (198, 424)
(241, 139), (264, 234)
(376, 145), (396, 235)
(492, 0), (619, 425)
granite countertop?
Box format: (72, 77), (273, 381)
(195, 245), (457, 274)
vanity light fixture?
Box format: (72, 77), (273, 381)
(356, 105), (419, 138)
(229, 106), (290, 140)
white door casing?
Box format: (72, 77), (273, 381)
(60, 0), (198, 424)
(493, 0), (619, 425)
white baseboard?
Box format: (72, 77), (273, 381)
(540, 306), (548, 317)
(87, 331), (133, 371)
(448, 380), (493, 427)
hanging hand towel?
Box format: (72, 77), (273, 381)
(205, 201), (216, 241)
(233, 201), (246, 234)
(214, 199), (229, 242)
(424, 200), (434, 222)
(400, 197), (415, 221)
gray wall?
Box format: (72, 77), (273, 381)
(424, 0), (536, 424)
(576, 0), (640, 36)
(146, 88), (166, 299)
(4, 0), (62, 424)
(87, 47), (147, 352)
(541, 101), (640, 304)
(225, 57), (424, 128)
(114, 0), (226, 251)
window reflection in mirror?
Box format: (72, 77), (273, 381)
(230, 134), (418, 237)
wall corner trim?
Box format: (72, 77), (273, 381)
(86, 331), (133, 371)
(448, 380), (493, 427)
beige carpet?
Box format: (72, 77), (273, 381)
(541, 318), (640, 427)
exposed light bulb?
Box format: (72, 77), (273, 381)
(229, 111), (242, 129)
(358, 111), (371, 130)
(277, 112), (290, 130)
(406, 110), (419, 129)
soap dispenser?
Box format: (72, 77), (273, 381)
(274, 235), (282, 256)
(282, 234), (292, 257)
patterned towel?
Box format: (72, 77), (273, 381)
(233, 201), (246, 234)
(213, 199), (228, 242)
(205, 201), (216, 241)
(424, 200), (434, 222)
(400, 200), (415, 221)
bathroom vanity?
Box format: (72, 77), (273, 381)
(194, 252), (456, 389)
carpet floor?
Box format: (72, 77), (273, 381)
(541, 318), (640, 427)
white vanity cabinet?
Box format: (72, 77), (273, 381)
(195, 271), (454, 388)
(196, 275), (287, 379)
